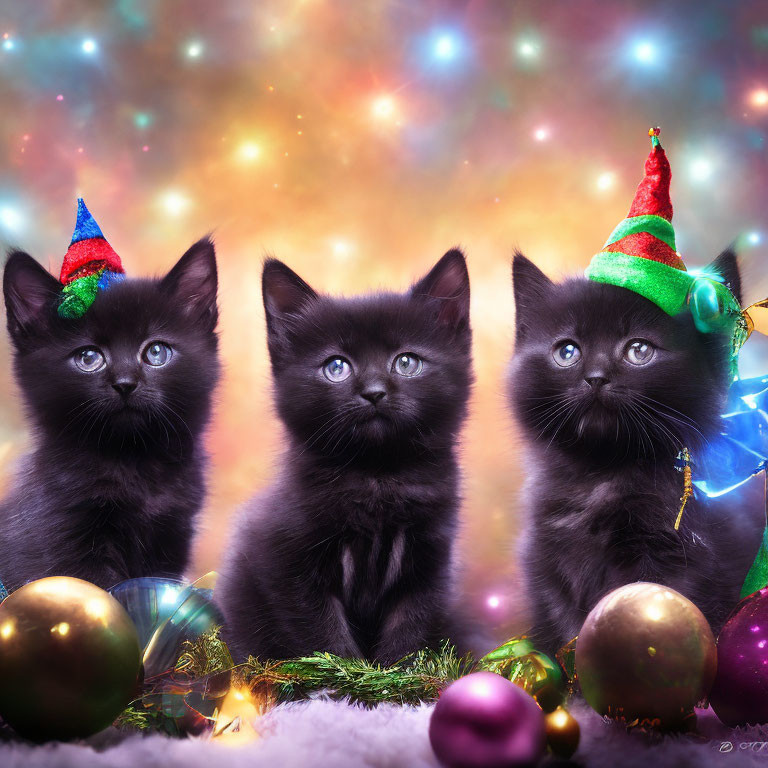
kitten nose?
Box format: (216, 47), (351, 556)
(585, 376), (609, 390)
(112, 378), (137, 397)
(361, 388), (386, 405)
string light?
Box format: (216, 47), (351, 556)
(533, 126), (549, 142)
(81, 38), (97, 54)
(2, 34), (14, 51)
(747, 231), (762, 245)
(486, 595), (501, 609)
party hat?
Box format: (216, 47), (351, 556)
(585, 128), (745, 372)
(58, 198), (125, 319)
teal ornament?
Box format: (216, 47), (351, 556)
(688, 277), (725, 334)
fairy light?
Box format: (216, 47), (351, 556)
(0, 206), (24, 232)
(433, 34), (458, 60)
(596, 172), (615, 190)
(486, 594), (501, 609)
(159, 190), (191, 216)
(372, 96), (396, 119)
(2, 34), (14, 51)
(237, 142), (261, 161)
(533, 126), (549, 142)
(517, 38), (540, 59)
(633, 41), (656, 64)
(689, 157), (713, 182)
(751, 89), (768, 108)
(186, 40), (203, 58)
(81, 38), (97, 54)
(747, 231), (762, 245)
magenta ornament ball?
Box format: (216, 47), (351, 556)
(710, 587), (768, 726)
(429, 672), (546, 768)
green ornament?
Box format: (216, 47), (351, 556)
(479, 636), (566, 712)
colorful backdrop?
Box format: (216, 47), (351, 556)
(0, 0), (766, 636)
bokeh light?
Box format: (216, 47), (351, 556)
(81, 38), (97, 55)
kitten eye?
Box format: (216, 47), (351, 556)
(74, 347), (106, 373)
(393, 353), (423, 377)
(625, 339), (655, 366)
(552, 341), (581, 367)
(323, 357), (352, 382)
(143, 341), (173, 367)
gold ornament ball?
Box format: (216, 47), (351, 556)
(0, 576), (142, 741)
(545, 706), (580, 759)
(575, 582), (716, 727)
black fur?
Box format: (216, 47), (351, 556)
(0, 238), (219, 590)
(218, 251), (472, 664)
(510, 248), (763, 654)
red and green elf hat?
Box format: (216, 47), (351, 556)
(585, 128), (747, 375)
(58, 198), (125, 318)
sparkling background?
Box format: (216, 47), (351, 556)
(0, 0), (766, 634)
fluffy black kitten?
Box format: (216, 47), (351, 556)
(218, 251), (471, 664)
(510, 249), (764, 654)
(0, 239), (219, 591)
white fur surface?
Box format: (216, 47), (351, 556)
(3, 698), (768, 767)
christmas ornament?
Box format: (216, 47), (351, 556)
(709, 587), (768, 726)
(0, 576), (141, 741)
(428, 671), (545, 768)
(58, 198), (125, 319)
(544, 706), (580, 759)
(109, 577), (187, 648)
(585, 128), (746, 375)
(479, 635), (565, 712)
(576, 582), (717, 728)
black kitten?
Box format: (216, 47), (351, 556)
(510, 249), (763, 654)
(218, 251), (472, 664)
(0, 239), (219, 591)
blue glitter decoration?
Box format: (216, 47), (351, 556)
(70, 197), (105, 245)
(694, 374), (768, 497)
(97, 269), (126, 291)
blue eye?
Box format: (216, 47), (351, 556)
(143, 341), (172, 367)
(393, 353), (423, 377)
(553, 341), (581, 367)
(74, 347), (105, 372)
(323, 357), (352, 382)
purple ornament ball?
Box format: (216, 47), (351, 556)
(429, 672), (545, 768)
(710, 587), (768, 726)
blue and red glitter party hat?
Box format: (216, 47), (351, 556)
(58, 198), (125, 318)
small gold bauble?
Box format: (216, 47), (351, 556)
(545, 706), (580, 758)
(0, 576), (142, 741)
(576, 582), (717, 727)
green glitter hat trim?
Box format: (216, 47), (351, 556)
(58, 271), (102, 319)
(603, 214), (677, 251)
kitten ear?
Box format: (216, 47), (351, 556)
(512, 251), (553, 341)
(161, 236), (218, 330)
(410, 249), (470, 331)
(262, 259), (318, 330)
(3, 251), (61, 344)
(707, 246), (742, 305)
